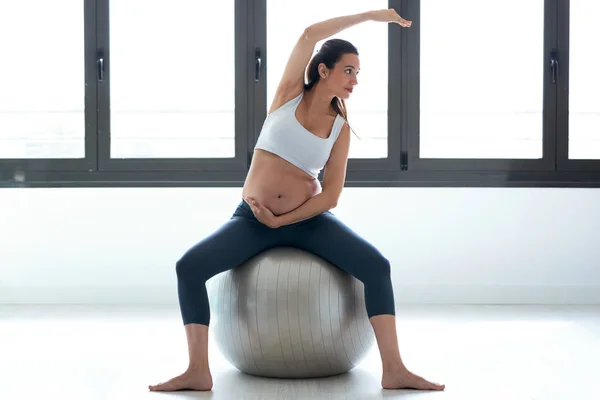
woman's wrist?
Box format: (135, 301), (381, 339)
(363, 10), (376, 21)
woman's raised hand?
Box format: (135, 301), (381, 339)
(369, 8), (412, 27)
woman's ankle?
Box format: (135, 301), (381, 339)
(382, 358), (407, 374)
(187, 361), (210, 372)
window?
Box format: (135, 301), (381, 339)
(0, 2), (86, 159)
(108, 0), (236, 159)
(567, 1), (600, 161)
(403, 0), (555, 175)
(398, 0), (600, 182)
(0, 0), (95, 176)
(96, 0), (249, 175)
(419, 0), (544, 160)
(1, 0), (599, 188)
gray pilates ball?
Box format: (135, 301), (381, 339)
(207, 246), (375, 378)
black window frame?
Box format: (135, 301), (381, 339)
(1, 0), (599, 188)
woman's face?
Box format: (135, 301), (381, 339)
(321, 53), (360, 100)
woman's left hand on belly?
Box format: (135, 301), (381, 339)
(245, 197), (281, 229)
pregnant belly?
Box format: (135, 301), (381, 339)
(242, 150), (322, 216)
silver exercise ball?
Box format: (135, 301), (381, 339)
(206, 246), (376, 378)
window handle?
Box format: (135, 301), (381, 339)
(97, 52), (105, 82)
(550, 51), (558, 84)
(255, 49), (262, 83)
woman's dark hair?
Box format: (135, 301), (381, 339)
(304, 38), (359, 138)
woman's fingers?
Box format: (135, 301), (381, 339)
(244, 196), (267, 220)
(245, 197), (259, 212)
(397, 18), (411, 27)
(392, 10), (412, 27)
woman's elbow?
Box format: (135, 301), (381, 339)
(302, 26), (316, 42)
(325, 192), (340, 209)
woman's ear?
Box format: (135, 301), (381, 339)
(318, 63), (328, 79)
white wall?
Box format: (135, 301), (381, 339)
(1, 187), (599, 305)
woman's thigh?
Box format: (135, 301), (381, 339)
(283, 212), (390, 281)
(176, 203), (283, 280)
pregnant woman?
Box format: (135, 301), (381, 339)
(150, 8), (445, 393)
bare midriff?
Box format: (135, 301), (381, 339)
(242, 149), (321, 216)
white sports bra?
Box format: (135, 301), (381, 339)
(254, 91), (347, 179)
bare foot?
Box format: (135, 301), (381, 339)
(149, 368), (213, 392)
(382, 367), (445, 391)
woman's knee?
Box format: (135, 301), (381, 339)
(371, 255), (391, 278)
(175, 257), (192, 278)
(175, 240), (213, 279)
(352, 253), (391, 283)
(175, 250), (224, 282)
(176, 257), (213, 283)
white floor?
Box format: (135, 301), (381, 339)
(1, 304), (598, 400)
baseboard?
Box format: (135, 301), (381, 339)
(0, 285), (179, 305)
(1, 284), (599, 305)
(392, 284), (600, 305)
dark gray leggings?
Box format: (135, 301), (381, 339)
(176, 200), (395, 326)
